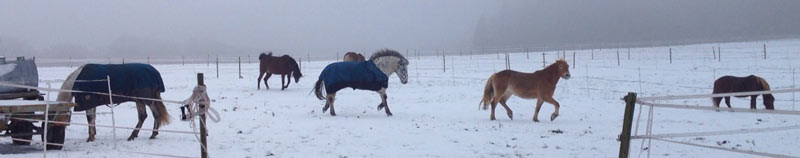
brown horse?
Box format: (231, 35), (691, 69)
(343, 52), (366, 61)
(258, 52), (303, 90)
(480, 59), (571, 122)
(712, 75), (774, 110)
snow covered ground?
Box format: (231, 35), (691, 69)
(3, 39), (800, 157)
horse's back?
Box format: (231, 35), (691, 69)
(72, 63), (164, 111)
(319, 61), (388, 93)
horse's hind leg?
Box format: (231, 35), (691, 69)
(257, 72), (265, 90)
(322, 94), (337, 116)
(750, 95), (758, 109)
(128, 102), (148, 141)
(543, 97), (561, 121)
(376, 88), (392, 116)
(499, 94), (513, 120)
(86, 108), (97, 142)
(724, 96), (732, 108)
(532, 99), (544, 122)
(147, 103), (162, 139)
(712, 97), (722, 107)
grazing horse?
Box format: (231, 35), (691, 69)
(257, 52), (302, 90)
(57, 63), (170, 142)
(313, 49), (409, 116)
(480, 59), (571, 122)
(712, 75), (775, 110)
(343, 52), (366, 61)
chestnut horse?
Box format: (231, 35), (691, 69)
(480, 59), (571, 122)
(258, 52), (302, 90)
(343, 52), (365, 61)
(712, 75), (775, 110)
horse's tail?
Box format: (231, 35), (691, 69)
(154, 93), (171, 125)
(259, 53), (268, 61)
(286, 57), (302, 83)
(313, 79), (326, 100)
(479, 74), (496, 110)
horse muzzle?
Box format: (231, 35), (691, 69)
(563, 74), (571, 80)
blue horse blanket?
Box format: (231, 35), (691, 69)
(72, 63), (164, 111)
(319, 61), (388, 94)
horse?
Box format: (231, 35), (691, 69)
(313, 49), (409, 116)
(712, 75), (775, 110)
(57, 63), (170, 142)
(343, 52), (366, 61)
(257, 52), (302, 90)
(480, 59), (571, 122)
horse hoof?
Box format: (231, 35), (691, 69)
(550, 114), (559, 121)
(149, 135), (157, 139)
(86, 138), (95, 142)
(386, 112), (393, 116)
(127, 137), (136, 141)
(490, 117), (496, 121)
(508, 115), (513, 120)
(533, 118), (540, 122)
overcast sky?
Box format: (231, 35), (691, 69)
(3, 1), (800, 59)
(1, 1), (500, 58)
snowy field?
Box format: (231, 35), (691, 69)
(3, 39), (800, 158)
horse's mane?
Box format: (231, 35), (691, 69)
(543, 59), (567, 71)
(369, 49), (408, 65)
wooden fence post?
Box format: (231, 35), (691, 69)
(627, 48), (630, 60)
(443, 55), (446, 72)
(122, 58), (125, 64)
(617, 50), (620, 66)
(526, 48), (530, 59)
(669, 48), (672, 64)
(147, 56), (150, 64)
(182, 56), (185, 66)
(763, 43), (767, 59)
(572, 52), (576, 69)
(542, 52), (546, 68)
(197, 73), (209, 158)
(618, 92), (637, 158)
(591, 49), (594, 60)
(216, 56), (219, 78)
(238, 56), (242, 79)
(718, 47), (721, 62)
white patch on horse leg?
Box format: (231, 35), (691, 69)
(327, 94), (337, 116)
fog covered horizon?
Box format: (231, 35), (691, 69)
(2, 0), (799, 59)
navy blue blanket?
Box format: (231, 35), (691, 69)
(319, 61), (388, 94)
(72, 63), (164, 111)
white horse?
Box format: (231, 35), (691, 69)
(313, 49), (409, 116)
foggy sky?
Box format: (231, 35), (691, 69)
(1, 1), (499, 58)
(3, 1), (800, 60)
(474, 0), (800, 49)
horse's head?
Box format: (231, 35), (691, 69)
(764, 94), (775, 110)
(371, 49), (409, 84)
(555, 59), (571, 80)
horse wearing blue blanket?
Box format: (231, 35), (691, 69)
(313, 49), (409, 116)
(57, 63), (170, 142)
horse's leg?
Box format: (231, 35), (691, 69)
(128, 102), (148, 141)
(750, 95), (758, 109)
(724, 96), (732, 108)
(265, 73), (273, 89)
(284, 74), (291, 89)
(86, 107), (97, 142)
(376, 88), (392, 116)
(533, 99), (545, 122)
(326, 94), (337, 116)
(712, 97), (722, 107)
(147, 103), (162, 139)
(542, 97), (561, 121)
(490, 98), (499, 121)
(499, 94), (513, 120)
(280, 74), (287, 90)
(257, 71), (265, 90)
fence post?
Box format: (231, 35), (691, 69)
(196, 73), (209, 158)
(307, 53), (310, 63)
(122, 58), (125, 64)
(572, 52), (576, 69)
(108, 57), (111, 64)
(238, 56), (242, 79)
(216, 56), (219, 78)
(147, 56), (150, 64)
(793, 68), (796, 110)
(763, 43), (767, 59)
(542, 52), (546, 68)
(443, 55), (446, 72)
(619, 92), (637, 158)
(591, 49), (594, 60)
(627, 48), (630, 60)
(182, 56), (185, 66)
(617, 50), (620, 66)
(712, 47), (716, 60)
(669, 48), (672, 64)
(718, 47), (721, 62)
(526, 48), (530, 59)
